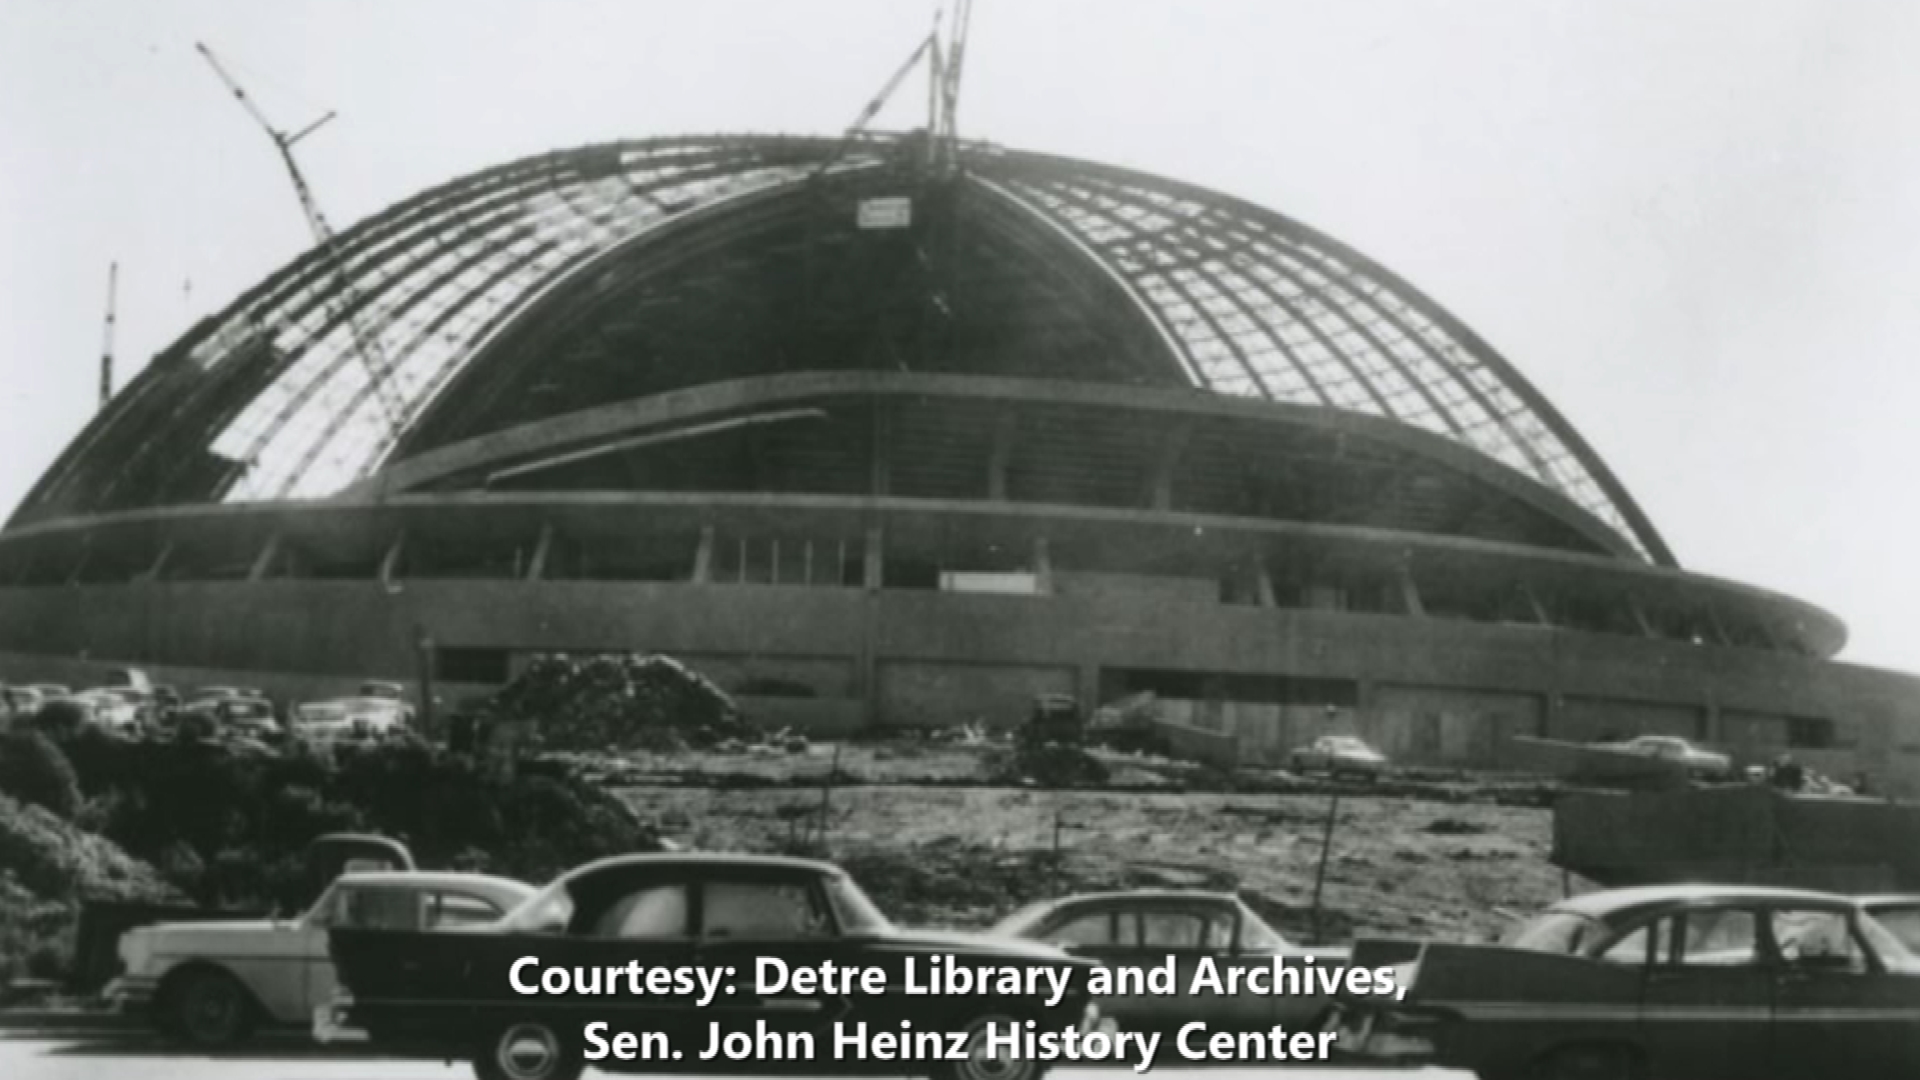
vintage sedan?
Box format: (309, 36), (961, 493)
(1326, 884), (1920, 1080)
(107, 870), (534, 1048)
(992, 889), (1347, 1034)
(1601, 735), (1731, 779)
(322, 853), (1102, 1080)
(1288, 735), (1388, 779)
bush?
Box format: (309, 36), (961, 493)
(50, 733), (665, 911)
(982, 741), (1110, 789)
(0, 731), (82, 820)
(27, 700), (90, 741)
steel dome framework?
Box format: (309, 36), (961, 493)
(16, 134), (1670, 564)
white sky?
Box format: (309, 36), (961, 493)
(3, 0), (1917, 672)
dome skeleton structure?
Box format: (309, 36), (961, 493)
(18, 134), (1668, 568)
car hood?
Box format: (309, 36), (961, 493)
(130, 918), (290, 950)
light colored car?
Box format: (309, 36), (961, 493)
(994, 890), (1348, 1036)
(1288, 734), (1388, 778)
(65, 689), (144, 733)
(292, 697), (410, 741)
(1604, 734), (1732, 778)
(358, 680), (408, 702)
(106, 870), (534, 1048)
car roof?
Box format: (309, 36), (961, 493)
(563, 852), (841, 879)
(1553, 884), (1854, 918)
(336, 871), (534, 892)
(1858, 894), (1920, 908)
(1028, 889), (1243, 911)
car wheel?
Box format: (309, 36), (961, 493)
(473, 1021), (584, 1080)
(163, 969), (255, 1049)
(1530, 1043), (1644, 1080)
(933, 1013), (1044, 1080)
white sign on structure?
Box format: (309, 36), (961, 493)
(857, 196), (914, 229)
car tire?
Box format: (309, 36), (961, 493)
(932, 1012), (1045, 1080)
(1529, 1042), (1644, 1080)
(473, 1021), (585, 1080)
(162, 968), (255, 1049)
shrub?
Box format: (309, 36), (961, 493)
(0, 731), (82, 820)
(51, 734), (664, 910)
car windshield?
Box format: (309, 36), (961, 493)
(1506, 910), (1609, 954)
(1858, 911), (1920, 973)
(990, 901), (1057, 938)
(1236, 905), (1290, 950)
(501, 879), (576, 934)
(822, 873), (892, 935)
(1868, 905), (1920, 955)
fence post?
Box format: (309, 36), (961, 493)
(1310, 790), (1341, 942)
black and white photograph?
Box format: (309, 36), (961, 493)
(4, 2), (1920, 1078)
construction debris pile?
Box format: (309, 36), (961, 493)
(482, 653), (751, 754)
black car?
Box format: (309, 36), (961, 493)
(323, 853), (1102, 1080)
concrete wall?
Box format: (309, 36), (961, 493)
(876, 660), (1075, 730)
(2, 577), (1918, 792)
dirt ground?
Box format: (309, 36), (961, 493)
(614, 757), (1567, 946)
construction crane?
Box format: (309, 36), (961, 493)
(99, 261), (118, 411)
(194, 42), (406, 435)
(932, 0), (973, 170)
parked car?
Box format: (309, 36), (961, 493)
(320, 853), (1103, 1080)
(993, 889), (1347, 1035)
(1599, 734), (1732, 779)
(357, 680), (407, 702)
(1288, 735), (1387, 779)
(106, 871), (534, 1049)
(1326, 884), (1920, 1080)
(1, 683), (45, 724)
(102, 667), (155, 694)
(214, 695), (281, 739)
(292, 697), (409, 742)
(25, 682), (71, 701)
(65, 689), (144, 734)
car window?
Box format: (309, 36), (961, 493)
(702, 881), (830, 940)
(426, 891), (508, 929)
(1140, 911), (1231, 949)
(1770, 909), (1866, 973)
(1597, 921), (1657, 965)
(338, 887), (422, 930)
(1047, 912), (1115, 947)
(592, 884), (690, 940)
(1674, 909), (1758, 966)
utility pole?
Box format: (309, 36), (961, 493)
(99, 262), (118, 410)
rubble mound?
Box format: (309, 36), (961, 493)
(485, 653), (751, 753)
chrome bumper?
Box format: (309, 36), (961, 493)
(101, 975), (159, 1011)
(312, 1002), (368, 1044)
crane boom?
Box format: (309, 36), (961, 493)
(194, 42), (405, 436)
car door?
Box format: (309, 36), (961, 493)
(689, 871), (844, 1046)
(1766, 905), (1920, 1080)
(305, 884), (427, 1016)
(1630, 905), (1773, 1080)
(546, 868), (703, 1043)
